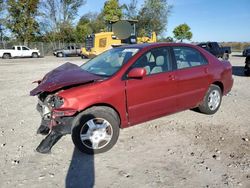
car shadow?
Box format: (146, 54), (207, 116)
(65, 148), (95, 188)
(232, 66), (246, 77)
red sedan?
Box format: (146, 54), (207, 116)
(30, 43), (233, 154)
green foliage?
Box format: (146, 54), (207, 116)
(173, 23), (193, 42)
(137, 0), (172, 37)
(122, 0), (138, 20)
(0, 0), (4, 13)
(75, 12), (106, 43)
(61, 0), (86, 23)
(6, 0), (39, 43)
(2, 0), (174, 43)
(0, 0), (5, 27)
(103, 0), (122, 21)
(159, 36), (174, 42)
(40, 0), (86, 43)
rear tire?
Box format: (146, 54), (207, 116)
(244, 69), (250, 76)
(198, 85), (222, 114)
(3, 53), (11, 59)
(71, 106), (120, 155)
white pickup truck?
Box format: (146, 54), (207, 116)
(0, 45), (40, 59)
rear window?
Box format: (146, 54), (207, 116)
(173, 47), (208, 69)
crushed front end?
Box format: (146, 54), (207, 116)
(35, 92), (76, 153)
(30, 62), (102, 153)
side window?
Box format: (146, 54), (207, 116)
(131, 47), (172, 75)
(17, 47), (21, 50)
(22, 47), (29, 50)
(173, 47), (207, 70)
(99, 38), (107, 48)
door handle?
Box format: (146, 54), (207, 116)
(204, 68), (208, 73)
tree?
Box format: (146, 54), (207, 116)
(39, 0), (86, 44)
(75, 12), (105, 43)
(173, 23), (192, 42)
(6, 0), (40, 43)
(137, 0), (172, 37)
(0, 0), (5, 42)
(159, 36), (174, 42)
(103, 0), (122, 21)
(0, 0), (4, 14)
(122, 0), (138, 20)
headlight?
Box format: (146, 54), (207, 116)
(47, 95), (64, 109)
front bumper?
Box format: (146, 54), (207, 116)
(35, 97), (76, 153)
(81, 48), (98, 58)
(36, 99), (75, 134)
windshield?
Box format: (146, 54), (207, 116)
(81, 48), (139, 76)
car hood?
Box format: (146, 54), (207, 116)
(30, 62), (102, 96)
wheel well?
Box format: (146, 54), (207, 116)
(212, 81), (224, 93)
(3, 53), (11, 56)
(80, 103), (121, 127)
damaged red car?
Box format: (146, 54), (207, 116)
(30, 43), (233, 154)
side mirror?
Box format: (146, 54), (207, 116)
(127, 68), (146, 79)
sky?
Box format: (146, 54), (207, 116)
(79, 0), (250, 42)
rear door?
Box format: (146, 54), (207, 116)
(172, 46), (210, 111)
(125, 47), (177, 125)
(15, 46), (22, 57)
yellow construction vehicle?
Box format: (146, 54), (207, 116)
(137, 32), (157, 44)
(81, 20), (157, 58)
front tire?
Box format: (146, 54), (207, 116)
(57, 52), (63, 57)
(71, 106), (120, 154)
(81, 54), (87, 59)
(222, 53), (229, 60)
(32, 52), (39, 58)
(198, 85), (222, 114)
(244, 58), (250, 76)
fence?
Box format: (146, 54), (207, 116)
(1, 41), (249, 56)
(0, 42), (84, 56)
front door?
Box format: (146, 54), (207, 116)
(21, 46), (31, 57)
(125, 47), (177, 125)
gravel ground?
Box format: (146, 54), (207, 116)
(0, 54), (249, 188)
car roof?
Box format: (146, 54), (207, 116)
(118, 42), (197, 50)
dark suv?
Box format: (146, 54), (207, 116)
(243, 46), (250, 57)
(244, 55), (250, 76)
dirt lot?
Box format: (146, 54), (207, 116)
(0, 54), (249, 188)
